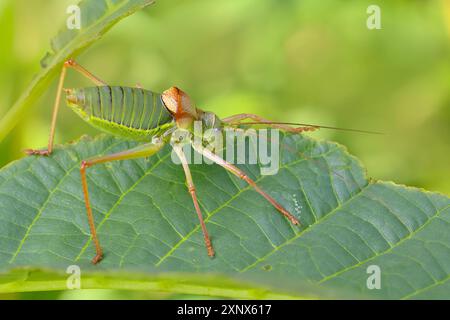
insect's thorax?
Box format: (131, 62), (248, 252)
(198, 110), (223, 131)
(65, 86), (175, 140)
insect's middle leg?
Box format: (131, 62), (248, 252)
(222, 113), (317, 133)
(79, 140), (165, 264)
(192, 143), (300, 226)
(25, 59), (107, 156)
(173, 145), (214, 257)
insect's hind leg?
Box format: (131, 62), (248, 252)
(222, 113), (317, 133)
(25, 59), (107, 156)
(173, 145), (214, 257)
(79, 140), (165, 264)
(191, 143), (300, 226)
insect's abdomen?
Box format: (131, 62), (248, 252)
(84, 86), (172, 129)
(66, 86), (174, 139)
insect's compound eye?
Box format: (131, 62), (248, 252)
(161, 87), (180, 114)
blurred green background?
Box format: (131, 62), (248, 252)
(0, 0), (449, 299)
(1, 0), (449, 193)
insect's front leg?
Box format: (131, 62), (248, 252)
(172, 145), (214, 257)
(25, 59), (107, 156)
(79, 139), (165, 264)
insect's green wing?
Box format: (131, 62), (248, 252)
(66, 86), (175, 140)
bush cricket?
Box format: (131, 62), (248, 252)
(25, 59), (380, 264)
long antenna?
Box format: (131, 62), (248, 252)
(229, 121), (384, 135)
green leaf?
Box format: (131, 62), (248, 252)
(0, 267), (331, 299)
(0, 134), (449, 299)
(0, 0), (155, 142)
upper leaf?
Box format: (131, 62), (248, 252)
(0, 134), (448, 299)
(0, 0), (155, 142)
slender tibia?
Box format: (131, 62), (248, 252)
(79, 141), (165, 264)
(80, 160), (103, 264)
(222, 113), (318, 133)
(173, 146), (214, 257)
(192, 144), (300, 226)
(25, 59), (107, 156)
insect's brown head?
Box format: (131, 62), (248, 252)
(161, 86), (198, 128)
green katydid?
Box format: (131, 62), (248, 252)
(25, 59), (379, 264)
